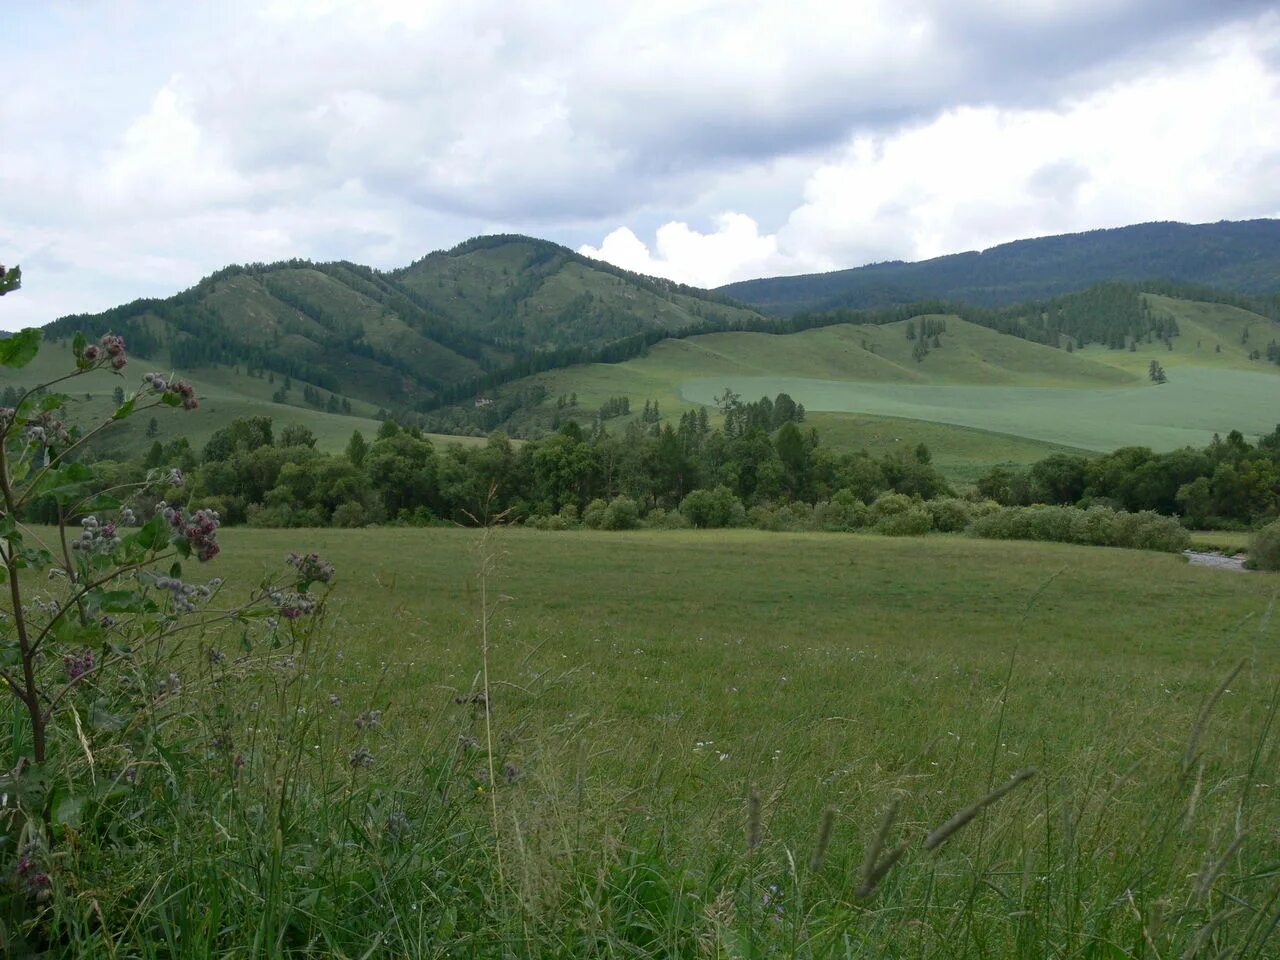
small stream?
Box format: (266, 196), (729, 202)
(1183, 550), (1249, 572)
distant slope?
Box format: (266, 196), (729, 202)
(392, 235), (763, 351)
(721, 219), (1280, 314)
(40, 236), (768, 416)
(425, 292), (1280, 465)
(0, 342), (493, 460)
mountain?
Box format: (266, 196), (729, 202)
(41, 235), (766, 414)
(719, 219), (1280, 315)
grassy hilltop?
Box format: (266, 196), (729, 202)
(447, 291), (1280, 480)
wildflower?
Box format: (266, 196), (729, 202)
(207, 648), (226, 665)
(385, 810), (411, 837)
(503, 762), (522, 785)
(63, 648), (94, 681)
(165, 505), (221, 561)
(354, 709), (382, 730)
(348, 745), (375, 768)
(327, 693), (341, 705)
(169, 467), (184, 486)
(287, 551), (336, 586)
(165, 378), (198, 410)
(158, 672), (182, 696)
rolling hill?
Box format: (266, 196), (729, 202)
(39, 235), (768, 415)
(436, 291), (1280, 481)
(720, 219), (1280, 314)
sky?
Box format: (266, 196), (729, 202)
(2, 0), (1279, 329)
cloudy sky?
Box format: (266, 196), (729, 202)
(2, 0), (1279, 329)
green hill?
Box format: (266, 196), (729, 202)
(0, 340), (492, 460)
(38, 236), (768, 415)
(430, 293), (1280, 477)
(721, 219), (1280, 314)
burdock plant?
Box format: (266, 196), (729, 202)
(0, 273), (332, 946)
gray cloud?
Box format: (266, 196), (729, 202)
(1, 0), (1276, 327)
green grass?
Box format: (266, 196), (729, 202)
(224, 527), (1280, 953)
(19, 524), (1280, 955)
(678, 367), (1280, 452)
(1188, 529), (1253, 554)
(517, 299), (1280, 463)
(0, 345), (495, 458)
(802, 412), (1086, 482)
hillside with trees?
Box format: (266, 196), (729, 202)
(40, 236), (768, 416)
(720, 219), (1280, 314)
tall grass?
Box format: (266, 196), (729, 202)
(18, 527), (1280, 957)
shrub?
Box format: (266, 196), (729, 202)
(680, 486), (744, 528)
(331, 501), (367, 527)
(748, 504), (783, 531)
(1248, 519), (1280, 570)
(601, 496), (640, 530)
(968, 504), (1190, 552)
(874, 506), (934, 536)
(582, 498), (609, 529)
(870, 492), (915, 522)
(643, 507), (667, 528)
(927, 497), (972, 533)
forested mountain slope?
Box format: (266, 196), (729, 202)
(721, 219), (1280, 314)
(40, 236), (767, 414)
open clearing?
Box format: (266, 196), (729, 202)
(526, 297), (1280, 469)
(680, 366), (1280, 451)
(211, 526), (1279, 866)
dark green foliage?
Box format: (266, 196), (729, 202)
(968, 504), (1190, 552)
(977, 426), (1280, 528)
(722, 219), (1280, 314)
(1248, 520), (1280, 570)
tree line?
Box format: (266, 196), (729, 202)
(976, 427), (1280, 528)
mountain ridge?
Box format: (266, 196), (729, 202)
(719, 219), (1280, 314)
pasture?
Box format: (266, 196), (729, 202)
(138, 524), (1280, 956)
(679, 366), (1280, 452)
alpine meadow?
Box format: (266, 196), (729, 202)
(4, 4), (1280, 958)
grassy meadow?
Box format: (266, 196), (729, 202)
(96, 523), (1278, 957)
(516, 296), (1280, 477)
(0, 345), (494, 457)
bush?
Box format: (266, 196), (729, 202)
(1248, 519), (1280, 570)
(331, 501), (367, 527)
(870, 491), (915, 521)
(873, 506), (934, 536)
(747, 504), (783, 531)
(582, 498), (609, 529)
(601, 496), (640, 530)
(927, 497), (972, 533)
(968, 504), (1190, 552)
(680, 486), (744, 528)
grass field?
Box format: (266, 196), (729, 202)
(8, 522), (1279, 955)
(0, 343), (495, 456)
(516, 297), (1280, 473)
(176, 525), (1280, 955)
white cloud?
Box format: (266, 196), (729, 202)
(584, 15), (1280, 287)
(580, 214), (815, 287)
(1, 1), (1277, 327)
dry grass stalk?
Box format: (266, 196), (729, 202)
(924, 767), (1037, 852)
(1183, 659), (1247, 776)
(1192, 831), (1248, 905)
(809, 807), (835, 874)
(856, 798), (904, 898)
(1183, 905), (1246, 960)
(747, 786), (762, 852)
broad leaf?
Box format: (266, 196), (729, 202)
(0, 328), (40, 369)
